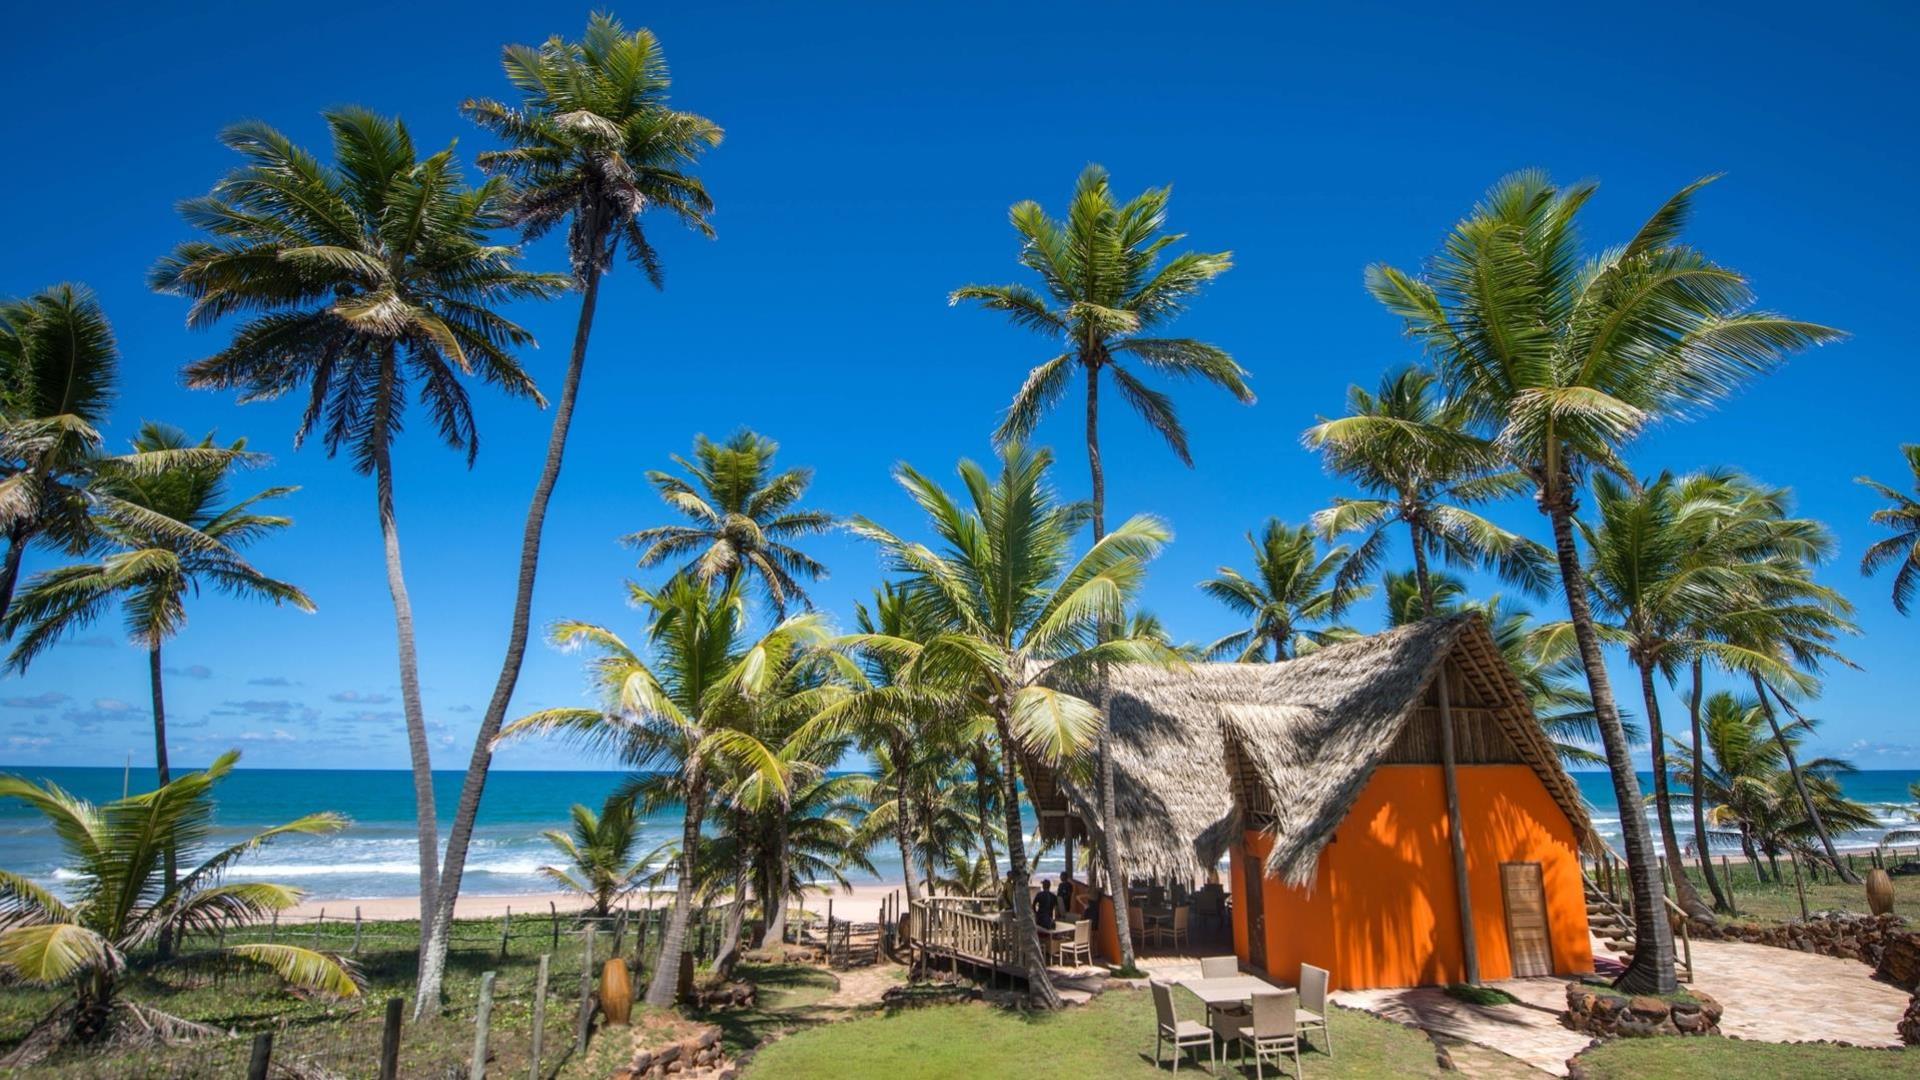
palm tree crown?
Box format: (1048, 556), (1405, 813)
(463, 12), (721, 284)
(1858, 444), (1920, 614)
(538, 796), (651, 917)
(623, 430), (833, 615)
(153, 108), (564, 471)
(1200, 520), (1367, 662)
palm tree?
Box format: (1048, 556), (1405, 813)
(1200, 520), (1367, 661)
(953, 165), (1249, 964)
(0, 752), (355, 1066)
(833, 444), (1181, 1007)
(538, 796), (652, 918)
(1369, 171), (1842, 993)
(623, 430), (833, 614)
(1859, 445), (1920, 614)
(153, 108), (563, 939)
(430, 18), (723, 1010)
(0, 287), (236, 625)
(495, 574), (821, 1008)
(712, 770), (876, 972)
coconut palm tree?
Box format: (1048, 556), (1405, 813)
(830, 443), (1182, 1007)
(954, 165), (1249, 962)
(0, 287), (239, 626)
(1200, 520), (1368, 661)
(495, 574), (823, 1008)
(538, 796), (651, 918)
(430, 19), (723, 1011)
(1368, 170), (1842, 993)
(153, 108), (564, 940)
(1859, 445), (1920, 615)
(623, 430), (833, 614)
(0, 752), (355, 1066)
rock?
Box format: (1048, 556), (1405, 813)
(1900, 995), (1920, 1046)
(1628, 996), (1671, 1020)
(1672, 1009), (1707, 1033)
(1880, 938), (1920, 991)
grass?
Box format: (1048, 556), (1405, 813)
(741, 989), (1446, 1079)
(1570, 1038), (1916, 1079)
(1610, 855), (1915, 925)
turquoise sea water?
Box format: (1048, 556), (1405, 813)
(4, 766), (1916, 902)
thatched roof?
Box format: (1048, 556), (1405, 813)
(1025, 614), (1595, 887)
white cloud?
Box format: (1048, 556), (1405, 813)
(238, 729), (298, 743)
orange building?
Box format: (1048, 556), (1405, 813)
(1026, 615), (1595, 991)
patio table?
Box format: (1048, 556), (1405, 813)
(1176, 974), (1287, 1008)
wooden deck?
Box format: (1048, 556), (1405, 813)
(910, 896), (1027, 980)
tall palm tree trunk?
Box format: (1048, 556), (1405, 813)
(418, 259), (606, 1014)
(1687, 659), (1731, 911)
(1753, 675), (1861, 884)
(1635, 662), (1712, 919)
(372, 439), (439, 942)
(891, 740), (921, 907)
(1411, 529), (1479, 982)
(645, 767), (706, 1008)
(973, 748), (1001, 890)
(1085, 364), (1137, 971)
(0, 527), (29, 626)
(993, 712), (1061, 1008)
(714, 838), (752, 979)
(1544, 497), (1675, 994)
(149, 642), (179, 958)
(765, 810), (791, 943)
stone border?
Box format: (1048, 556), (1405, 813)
(1562, 983), (1722, 1038)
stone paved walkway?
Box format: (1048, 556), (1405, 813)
(1317, 934), (1913, 1076)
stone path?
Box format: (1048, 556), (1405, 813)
(1335, 934), (1914, 1077)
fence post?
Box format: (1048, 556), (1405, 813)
(315, 908), (325, 945)
(470, 971), (497, 1080)
(530, 953), (550, 1080)
(551, 900), (560, 952)
(613, 909), (627, 957)
(501, 907), (512, 961)
(575, 925), (597, 1053)
(354, 907), (363, 956)
(379, 997), (403, 1080)
(246, 1031), (273, 1080)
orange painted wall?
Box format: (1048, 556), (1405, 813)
(1234, 764), (1591, 989)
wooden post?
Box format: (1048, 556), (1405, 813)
(575, 925), (597, 1053)
(354, 907), (363, 955)
(469, 971), (497, 1080)
(1788, 848), (1810, 920)
(530, 953), (550, 1080)
(500, 908), (512, 961)
(551, 900), (560, 952)
(316, 908), (325, 945)
(1435, 666), (1479, 984)
(379, 997), (403, 1080)
(613, 909), (627, 957)
(247, 1032), (273, 1080)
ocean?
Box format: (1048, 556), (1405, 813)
(4, 766), (1917, 903)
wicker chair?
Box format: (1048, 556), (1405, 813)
(1223, 989), (1301, 1079)
(1058, 918), (1093, 966)
(1151, 905), (1191, 949)
(1298, 964), (1332, 1056)
(1151, 980), (1216, 1074)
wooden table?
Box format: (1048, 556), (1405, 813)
(1036, 923), (1075, 963)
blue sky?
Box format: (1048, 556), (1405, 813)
(2, 1), (1915, 772)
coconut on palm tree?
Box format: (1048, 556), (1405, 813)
(539, 796), (653, 918)
(830, 443), (1182, 1007)
(496, 574), (823, 1008)
(1859, 444), (1920, 615)
(0, 752), (356, 1067)
(1200, 520), (1368, 661)
(1368, 170), (1842, 993)
(623, 430), (833, 614)
(428, 18), (723, 1011)
(153, 108), (565, 941)
(953, 165), (1249, 966)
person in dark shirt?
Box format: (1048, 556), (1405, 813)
(1034, 879), (1059, 929)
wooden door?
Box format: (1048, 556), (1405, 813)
(1242, 863), (1267, 971)
(1500, 862), (1552, 978)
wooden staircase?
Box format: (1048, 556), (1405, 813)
(1584, 874), (1692, 983)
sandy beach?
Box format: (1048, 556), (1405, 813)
(286, 880), (909, 923)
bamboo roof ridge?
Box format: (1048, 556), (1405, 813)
(1026, 614), (1595, 887)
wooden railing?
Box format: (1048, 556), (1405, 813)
(910, 896), (1016, 970)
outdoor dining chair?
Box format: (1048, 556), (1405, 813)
(1058, 918), (1093, 966)
(1298, 964), (1332, 1056)
(1224, 989), (1302, 1079)
(1151, 904), (1191, 949)
(1151, 979), (1216, 1074)
(1130, 903), (1150, 946)
(1198, 955), (1248, 1030)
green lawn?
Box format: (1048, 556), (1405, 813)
(1612, 857), (1916, 925)
(743, 989), (1445, 1079)
(1570, 1038), (1917, 1079)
